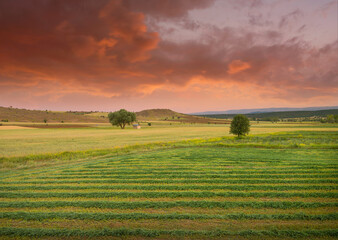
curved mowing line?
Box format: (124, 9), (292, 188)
(1, 212), (337, 221)
(0, 227), (337, 237)
(31, 174), (337, 179)
(1, 191), (337, 199)
(0, 201), (336, 209)
(2, 179), (337, 184)
(1, 185), (335, 191)
(59, 170), (337, 174)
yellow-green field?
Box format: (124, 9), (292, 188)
(0, 123), (337, 239)
(1, 122), (336, 158)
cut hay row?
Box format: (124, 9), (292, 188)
(59, 169), (336, 174)
(2, 206), (336, 215)
(1, 211), (337, 221)
(0, 184), (336, 191)
(1, 200), (336, 209)
(2, 179), (337, 184)
(1, 191), (337, 199)
(30, 173), (337, 179)
(1, 227), (337, 238)
(3, 211), (338, 221)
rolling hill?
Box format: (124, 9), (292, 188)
(0, 107), (229, 124)
(0, 107), (106, 123)
(136, 109), (229, 124)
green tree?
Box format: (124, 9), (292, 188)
(334, 115), (338, 123)
(108, 109), (136, 129)
(230, 114), (250, 137)
(327, 114), (335, 123)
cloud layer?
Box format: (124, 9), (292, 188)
(0, 0), (337, 111)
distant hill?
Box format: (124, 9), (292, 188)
(199, 109), (338, 120)
(136, 109), (183, 120)
(0, 107), (230, 124)
(136, 108), (230, 124)
(192, 106), (338, 115)
(0, 107), (106, 123)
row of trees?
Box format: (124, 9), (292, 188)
(321, 114), (338, 123)
(108, 109), (250, 137)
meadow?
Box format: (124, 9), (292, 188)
(1, 122), (337, 158)
(0, 122), (337, 239)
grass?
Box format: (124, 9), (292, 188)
(1, 122), (336, 158)
(2, 211), (337, 221)
(1, 123), (337, 171)
(0, 127), (337, 239)
(1, 227), (337, 238)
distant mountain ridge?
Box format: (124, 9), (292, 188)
(192, 106), (338, 115)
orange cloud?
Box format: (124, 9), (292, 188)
(0, 0), (337, 112)
(227, 60), (251, 74)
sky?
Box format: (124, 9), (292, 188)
(0, 0), (337, 113)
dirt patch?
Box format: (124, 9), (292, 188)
(0, 126), (35, 130)
(23, 124), (91, 129)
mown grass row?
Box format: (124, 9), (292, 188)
(2, 179), (336, 184)
(79, 165), (337, 170)
(57, 169), (337, 175)
(1, 227), (337, 238)
(1, 191), (337, 199)
(1, 211), (337, 221)
(1, 184), (335, 191)
(62, 166), (338, 172)
(1, 201), (336, 209)
(30, 173), (337, 179)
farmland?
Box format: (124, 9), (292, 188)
(0, 125), (337, 239)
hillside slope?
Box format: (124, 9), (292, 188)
(0, 107), (230, 124)
(136, 109), (229, 124)
(0, 107), (106, 123)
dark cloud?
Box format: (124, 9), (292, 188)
(0, 0), (336, 108)
(248, 13), (273, 27)
(278, 9), (303, 29)
(123, 0), (216, 19)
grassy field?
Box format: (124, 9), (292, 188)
(1, 122), (337, 159)
(0, 126), (337, 239)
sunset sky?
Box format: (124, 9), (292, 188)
(0, 0), (337, 113)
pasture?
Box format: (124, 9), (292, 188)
(1, 122), (336, 158)
(0, 123), (337, 239)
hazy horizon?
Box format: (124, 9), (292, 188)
(1, 104), (338, 115)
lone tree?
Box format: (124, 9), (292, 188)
(108, 109), (136, 129)
(230, 114), (250, 137)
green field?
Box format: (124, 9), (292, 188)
(0, 126), (337, 239)
(1, 122), (337, 158)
